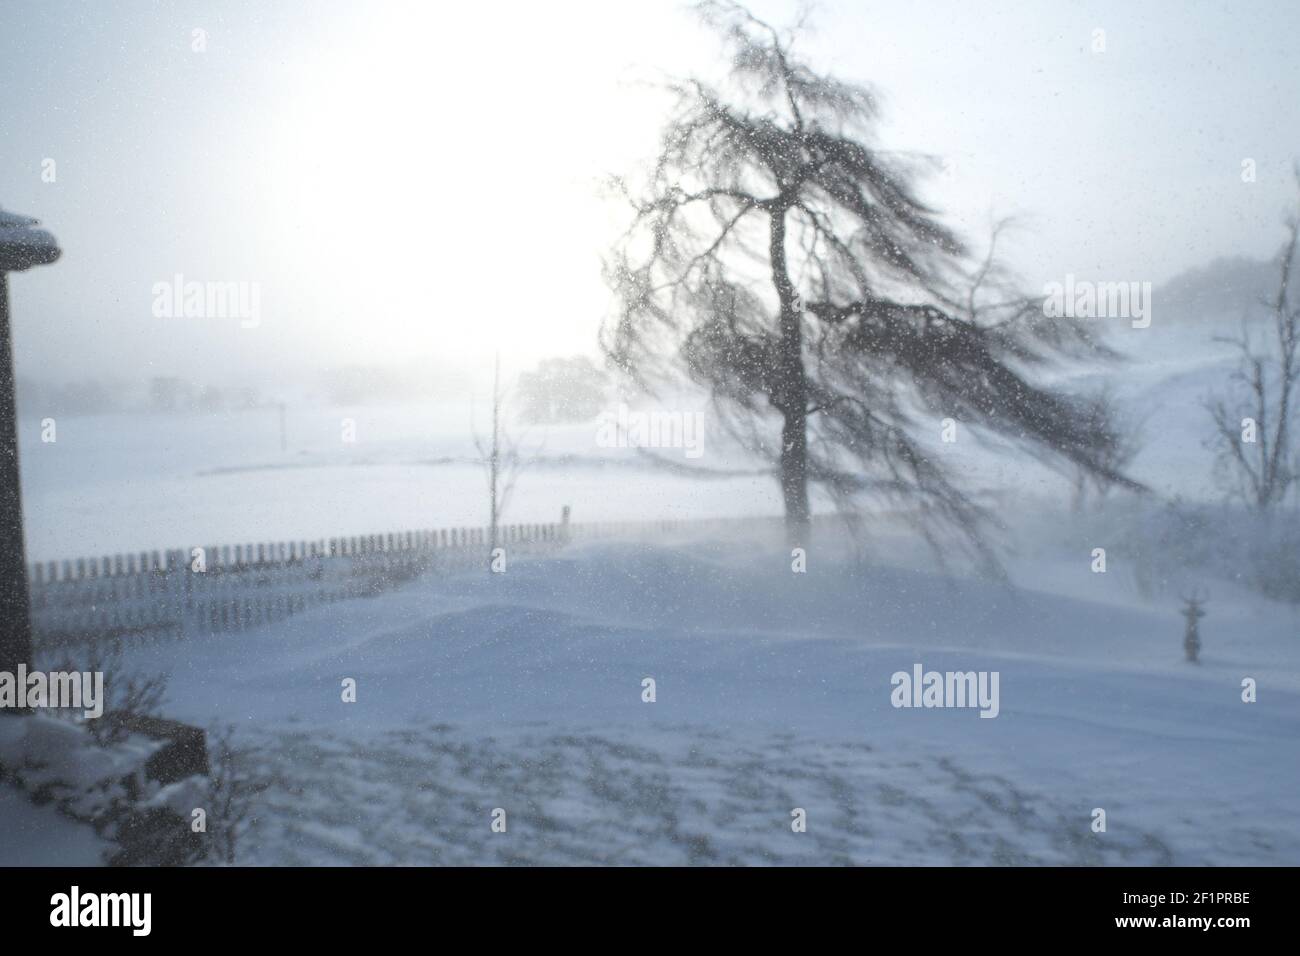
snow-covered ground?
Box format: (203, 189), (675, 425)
(17, 313), (1300, 866)
(18, 398), (779, 562)
(65, 529), (1295, 866)
(15, 316), (1276, 562)
(0, 784), (111, 866)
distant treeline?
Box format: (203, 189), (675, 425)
(17, 353), (612, 418)
(16, 376), (265, 416)
(1154, 256), (1278, 324)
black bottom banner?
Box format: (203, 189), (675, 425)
(0, 865), (1280, 942)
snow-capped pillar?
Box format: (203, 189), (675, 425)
(0, 209), (61, 698)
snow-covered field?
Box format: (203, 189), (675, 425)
(15, 317), (1300, 866)
(37, 528), (1289, 866)
(17, 398), (779, 562)
(14, 316), (1266, 563)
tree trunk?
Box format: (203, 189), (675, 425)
(769, 205), (811, 545)
(780, 406), (810, 543)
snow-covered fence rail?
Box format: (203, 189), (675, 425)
(27, 514), (789, 649)
(29, 522), (566, 649)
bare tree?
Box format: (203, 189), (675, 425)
(1207, 169), (1300, 512)
(48, 640), (168, 746)
(604, 2), (1137, 552)
(205, 725), (264, 864)
(473, 354), (533, 568)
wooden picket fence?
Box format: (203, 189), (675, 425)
(27, 514), (787, 650)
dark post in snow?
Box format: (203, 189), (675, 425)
(0, 209), (61, 701)
(1180, 593), (1206, 664)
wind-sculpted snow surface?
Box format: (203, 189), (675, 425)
(231, 723), (1178, 866)
(89, 538), (1300, 867)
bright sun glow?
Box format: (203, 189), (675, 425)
(256, 2), (682, 375)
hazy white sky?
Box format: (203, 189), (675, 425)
(2, 0), (1298, 388)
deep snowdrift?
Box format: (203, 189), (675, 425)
(93, 531), (1300, 866)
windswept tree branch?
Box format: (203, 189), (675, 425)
(603, 1), (1139, 560)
